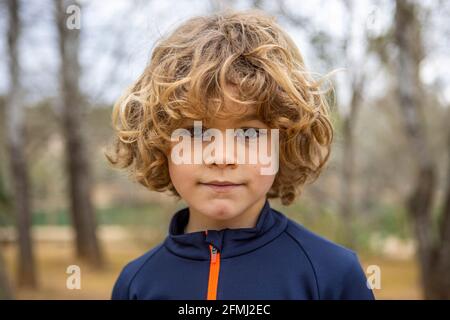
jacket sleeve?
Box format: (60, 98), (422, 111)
(339, 252), (375, 300)
(111, 264), (133, 300)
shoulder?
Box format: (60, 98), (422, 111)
(284, 218), (357, 268)
(284, 218), (375, 299)
(111, 243), (164, 300)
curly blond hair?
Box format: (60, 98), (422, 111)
(105, 9), (334, 205)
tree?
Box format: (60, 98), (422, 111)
(4, 0), (37, 288)
(55, 0), (103, 267)
(394, 0), (450, 299)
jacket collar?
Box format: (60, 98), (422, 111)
(163, 199), (288, 260)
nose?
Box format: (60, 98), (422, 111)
(203, 134), (237, 169)
(205, 157), (237, 169)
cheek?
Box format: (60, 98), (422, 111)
(247, 166), (276, 193)
(168, 162), (197, 193)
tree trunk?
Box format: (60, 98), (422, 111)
(394, 0), (450, 299)
(55, 0), (103, 267)
(340, 86), (363, 248)
(5, 0), (37, 288)
(339, 0), (364, 249)
(432, 109), (450, 298)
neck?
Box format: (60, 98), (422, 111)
(184, 197), (267, 233)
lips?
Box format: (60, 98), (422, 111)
(202, 180), (243, 186)
(199, 180), (245, 192)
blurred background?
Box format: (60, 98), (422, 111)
(0, 0), (449, 300)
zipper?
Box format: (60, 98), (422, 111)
(205, 232), (221, 300)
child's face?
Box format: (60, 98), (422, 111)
(167, 100), (277, 222)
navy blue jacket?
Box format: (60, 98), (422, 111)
(112, 200), (375, 300)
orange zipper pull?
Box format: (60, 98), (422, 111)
(211, 245), (217, 263)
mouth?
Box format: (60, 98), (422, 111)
(198, 180), (245, 192)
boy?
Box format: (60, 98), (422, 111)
(107, 9), (374, 300)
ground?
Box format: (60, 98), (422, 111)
(2, 241), (421, 299)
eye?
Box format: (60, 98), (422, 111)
(184, 126), (209, 138)
(236, 128), (266, 139)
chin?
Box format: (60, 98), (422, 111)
(201, 200), (240, 220)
